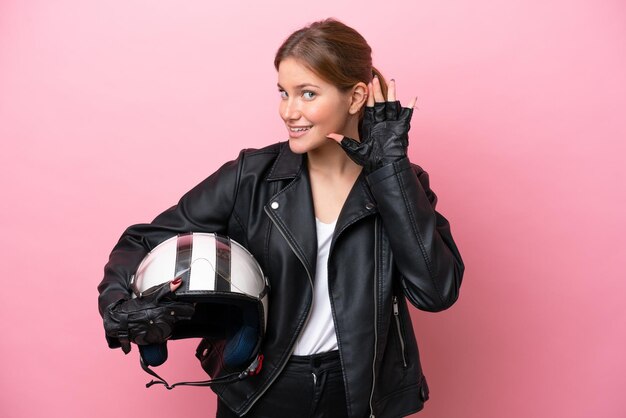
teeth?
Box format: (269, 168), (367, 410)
(290, 126), (311, 132)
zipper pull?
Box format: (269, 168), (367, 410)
(393, 296), (399, 316)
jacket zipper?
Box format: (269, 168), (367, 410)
(241, 206), (316, 415)
(393, 296), (408, 368)
(369, 217), (379, 418)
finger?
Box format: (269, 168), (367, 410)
(326, 133), (344, 143)
(340, 135), (362, 148)
(387, 79), (396, 102)
(373, 101), (386, 123)
(386, 100), (399, 120)
(399, 105), (414, 123)
(338, 136), (370, 168)
(407, 96), (417, 109)
(373, 76), (385, 103)
(170, 277), (183, 292)
(366, 82), (375, 107)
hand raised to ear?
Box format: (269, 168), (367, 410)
(328, 78), (417, 173)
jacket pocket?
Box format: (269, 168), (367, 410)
(393, 295), (408, 369)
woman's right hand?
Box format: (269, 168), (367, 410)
(102, 278), (194, 353)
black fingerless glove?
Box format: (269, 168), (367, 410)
(340, 101), (413, 173)
(103, 282), (195, 354)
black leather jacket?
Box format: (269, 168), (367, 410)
(98, 141), (464, 418)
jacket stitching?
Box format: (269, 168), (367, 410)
(396, 164), (445, 307)
(228, 149), (246, 234)
(264, 170), (314, 273)
(373, 382), (426, 408)
(265, 142), (300, 181)
(269, 207), (312, 274)
(231, 210), (246, 237)
(263, 182), (279, 275)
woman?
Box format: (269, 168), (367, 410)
(98, 18), (464, 418)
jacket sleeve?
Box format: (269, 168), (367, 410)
(97, 150), (245, 347)
(366, 157), (464, 312)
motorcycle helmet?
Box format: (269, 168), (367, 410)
(130, 232), (269, 389)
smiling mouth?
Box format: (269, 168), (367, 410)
(289, 126), (312, 132)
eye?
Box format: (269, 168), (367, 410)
(278, 89), (288, 99)
(302, 90), (316, 100)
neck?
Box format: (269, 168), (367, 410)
(307, 139), (362, 178)
(307, 118), (362, 177)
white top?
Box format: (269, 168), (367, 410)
(292, 217), (339, 355)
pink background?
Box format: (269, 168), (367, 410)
(1, 1), (624, 417)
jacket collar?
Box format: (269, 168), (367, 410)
(265, 142), (303, 181)
(334, 171), (378, 237)
(265, 143), (378, 251)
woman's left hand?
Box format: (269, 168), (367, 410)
(327, 77), (417, 173)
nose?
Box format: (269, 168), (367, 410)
(280, 98), (301, 121)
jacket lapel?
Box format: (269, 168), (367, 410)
(333, 171), (379, 242)
(265, 144), (318, 278)
(264, 143), (380, 275)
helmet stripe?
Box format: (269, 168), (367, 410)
(214, 234), (231, 292)
(175, 233), (194, 292)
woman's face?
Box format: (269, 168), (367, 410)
(277, 58), (354, 154)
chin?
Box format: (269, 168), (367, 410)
(287, 133), (336, 155)
(287, 138), (308, 155)
(287, 137), (325, 154)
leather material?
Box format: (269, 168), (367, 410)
(102, 282), (195, 352)
(341, 101), (412, 173)
(98, 141), (464, 418)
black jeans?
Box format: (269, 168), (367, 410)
(216, 350), (348, 418)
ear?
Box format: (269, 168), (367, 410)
(348, 82), (368, 115)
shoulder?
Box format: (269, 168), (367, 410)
(208, 142), (297, 192)
(239, 142), (285, 160)
(233, 142), (285, 173)
(236, 141), (298, 181)
(211, 142), (286, 178)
